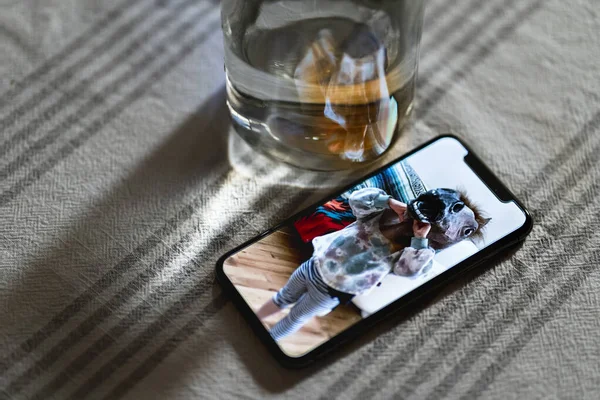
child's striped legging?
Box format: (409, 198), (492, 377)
(270, 258), (340, 340)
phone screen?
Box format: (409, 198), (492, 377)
(220, 137), (528, 359)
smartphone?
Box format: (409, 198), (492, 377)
(216, 135), (533, 368)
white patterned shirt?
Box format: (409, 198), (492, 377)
(313, 188), (435, 295)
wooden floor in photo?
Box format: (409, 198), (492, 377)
(223, 228), (362, 357)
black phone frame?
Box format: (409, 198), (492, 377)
(215, 134), (534, 368)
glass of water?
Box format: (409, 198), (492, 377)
(222, 0), (425, 170)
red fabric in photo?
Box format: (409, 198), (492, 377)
(294, 198), (355, 243)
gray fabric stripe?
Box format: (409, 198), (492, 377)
(0, 0), (210, 181)
(0, 14), (221, 208)
(427, 246), (599, 398)
(66, 180), (320, 398)
(416, 0), (482, 85)
(417, 0), (495, 90)
(0, 202), (205, 373)
(0, 167), (230, 376)
(105, 293), (228, 400)
(0, 0), (142, 109)
(531, 143), (600, 221)
(0, 12), (219, 384)
(6, 139), (279, 395)
(0, 82), (230, 377)
(427, 237), (600, 398)
(26, 160), (256, 397)
(329, 107), (599, 400)
(421, 148), (600, 399)
(422, 0), (459, 30)
(30, 230), (220, 399)
(530, 124), (600, 222)
(0, 0), (156, 142)
(461, 248), (600, 399)
(384, 136), (600, 394)
(321, 288), (471, 400)
(3, 168), (238, 395)
(0, 25), (38, 63)
(367, 110), (600, 400)
(9, 231), (200, 397)
(419, 0), (545, 118)
(522, 111), (600, 203)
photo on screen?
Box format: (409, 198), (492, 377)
(222, 137), (527, 357)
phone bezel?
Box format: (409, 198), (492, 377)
(215, 134), (533, 368)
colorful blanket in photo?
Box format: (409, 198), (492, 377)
(294, 161), (428, 243)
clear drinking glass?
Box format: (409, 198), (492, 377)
(221, 0), (425, 170)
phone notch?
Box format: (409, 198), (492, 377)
(464, 151), (513, 203)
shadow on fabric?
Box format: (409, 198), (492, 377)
(1, 86), (239, 396)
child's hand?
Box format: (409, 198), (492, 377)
(413, 220), (431, 238)
(389, 198), (408, 221)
